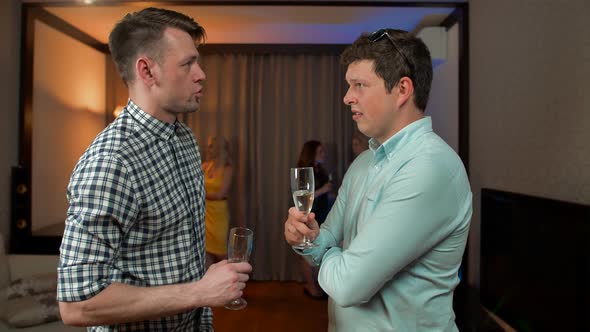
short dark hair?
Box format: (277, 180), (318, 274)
(341, 29), (433, 111)
(108, 7), (206, 86)
(297, 140), (322, 168)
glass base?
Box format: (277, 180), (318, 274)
(224, 297), (247, 310)
(292, 240), (317, 250)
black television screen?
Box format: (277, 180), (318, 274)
(481, 188), (590, 332)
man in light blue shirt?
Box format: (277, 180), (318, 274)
(284, 28), (472, 331)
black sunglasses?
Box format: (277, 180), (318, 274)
(368, 29), (413, 78)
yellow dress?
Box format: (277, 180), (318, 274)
(203, 162), (229, 256)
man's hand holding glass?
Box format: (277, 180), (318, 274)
(284, 207), (320, 248)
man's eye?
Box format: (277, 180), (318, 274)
(356, 83), (364, 88)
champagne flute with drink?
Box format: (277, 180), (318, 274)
(290, 167), (316, 249)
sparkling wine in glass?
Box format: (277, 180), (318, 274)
(290, 167), (316, 249)
(224, 227), (254, 310)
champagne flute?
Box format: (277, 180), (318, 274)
(224, 227), (254, 310)
(290, 167), (316, 249)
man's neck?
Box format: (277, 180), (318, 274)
(378, 107), (425, 144)
(129, 90), (177, 124)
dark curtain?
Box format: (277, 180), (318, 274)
(185, 50), (354, 280)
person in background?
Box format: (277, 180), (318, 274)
(57, 8), (251, 331)
(297, 141), (333, 224)
(296, 140), (333, 298)
(351, 130), (369, 159)
(203, 136), (233, 268)
(284, 28), (472, 331)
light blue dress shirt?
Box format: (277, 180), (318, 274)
(304, 117), (472, 331)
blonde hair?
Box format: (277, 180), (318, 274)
(207, 136), (231, 167)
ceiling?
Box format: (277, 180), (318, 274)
(43, 4), (455, 45)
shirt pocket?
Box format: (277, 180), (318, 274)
(357, 186), (383, 231)
(366, 188), (380, 202)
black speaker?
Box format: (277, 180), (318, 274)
(10, 165), (31, 252)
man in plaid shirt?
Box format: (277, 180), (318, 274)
(57, 8), (252, 331)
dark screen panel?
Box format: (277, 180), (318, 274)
(481, 188), (590, 332)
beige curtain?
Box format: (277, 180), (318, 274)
(186, 51), (353, 280)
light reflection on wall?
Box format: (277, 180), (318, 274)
(31, 20), (106, 234)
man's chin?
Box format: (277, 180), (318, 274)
(357, 126), (370, 138)
(180, 103), (199, 114)
(190, 100), (200, 113)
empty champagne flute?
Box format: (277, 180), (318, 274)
(290, 167), (316, 249)
(224, 227), (254, 310)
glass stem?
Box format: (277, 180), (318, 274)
(302, 212), (312, 244)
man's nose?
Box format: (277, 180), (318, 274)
(194, 64), (206, 82)
(343, 89), (355, 105)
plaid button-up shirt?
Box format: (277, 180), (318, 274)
(58, 100), (212, 331)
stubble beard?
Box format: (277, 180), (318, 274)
(175, 97), (200, 114)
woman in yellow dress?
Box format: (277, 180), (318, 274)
(202, 136), (233, 268)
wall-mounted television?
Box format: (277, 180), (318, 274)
(481, 188), (590, 332)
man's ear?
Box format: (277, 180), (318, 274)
(395, 76), (414, 108)
(136, 57), (156, 86)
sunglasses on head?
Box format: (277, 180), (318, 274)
(368, 29), (413, 78)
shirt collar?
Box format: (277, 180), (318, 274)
(369, 116), (433, 161)
(124, 99), (177, 140)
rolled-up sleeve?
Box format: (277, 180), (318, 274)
(58, 155), (138, 302)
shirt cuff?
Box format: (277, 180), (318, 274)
(291, 232), (331, 266)
(57, 264), (113, 302)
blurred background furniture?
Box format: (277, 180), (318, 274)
(0, 232), (84, 331)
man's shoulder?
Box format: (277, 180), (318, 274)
(90, 118), (133, 148)
(74, 119), (141, 171)
(411, 132), (463, 165)
(390, 132), (467, 187)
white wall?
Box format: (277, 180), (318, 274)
(468, 0), (590, 287)
(427, 23), (459, 152)
(31, 20), (106, 233)
(0, 0), (21, 242)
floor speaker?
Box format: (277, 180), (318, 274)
(11, 165), (31, 251)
